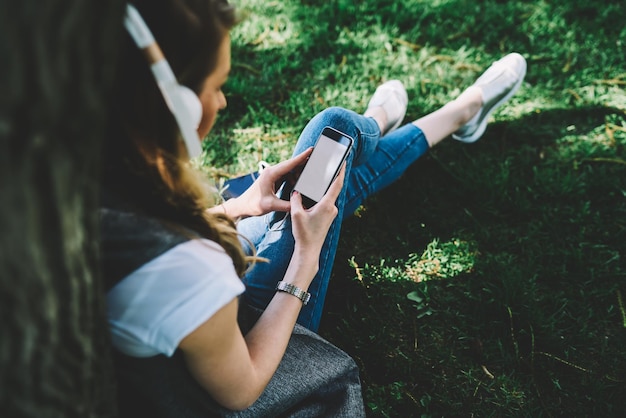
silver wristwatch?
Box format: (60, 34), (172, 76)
(275, 281), (311, 305)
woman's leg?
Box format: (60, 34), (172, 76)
(344, 52), (528, 212)
(236, 87), (481, 251)
(343, 123), (429, 216)
(342, 87), (482, 214)
(240, 52), (527, 332)
(238, 95), (475, 330)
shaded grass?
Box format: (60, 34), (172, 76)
(204, 0), (626, 416)
(325, 107), (626, 416)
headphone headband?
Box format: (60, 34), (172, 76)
(124, 4), (155, 48)
(124, 4), (203, 158)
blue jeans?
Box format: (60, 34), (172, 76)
(238, 107), (429, 332)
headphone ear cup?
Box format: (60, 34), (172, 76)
(174, 86), (203, 128)
(124, 4), (203, 158)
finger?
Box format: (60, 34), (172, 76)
(321, 164), (346, 203)
(271, 148), (313, 177)
(290, 190), (305, 214)
(270, 196), (292, 213)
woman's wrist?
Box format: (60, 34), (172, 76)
(282, 251), (319, 290)
(292, 244), (323, 266)
(275, 281), (311, 305)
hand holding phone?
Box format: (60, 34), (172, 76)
(221, 150), (313, 218)
(293, 126), (353, 209)
(290, 164), (345, 257)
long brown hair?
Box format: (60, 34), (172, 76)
(103, 0), (249, 275)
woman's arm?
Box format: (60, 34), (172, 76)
(179, 252), (317, 410)
(179, 167), (344, 410)
(207, 148), (313, 219)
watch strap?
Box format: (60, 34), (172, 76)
(275, 281), (311, 306)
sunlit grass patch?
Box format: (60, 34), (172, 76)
(233, 1), (303, 50)
(405, 238), (478, 282)
(549, 115), (626, 164)
(352, 238), (477, 284)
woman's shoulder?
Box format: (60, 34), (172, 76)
(107, 239), (245, 357)
(99, 202), (198, 289)
(144, 238), (239, 276)
(112, 238), (243, 294)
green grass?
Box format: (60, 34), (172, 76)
(204, 0), (626, 416)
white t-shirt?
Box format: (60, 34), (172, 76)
(106, 239), (245, 357)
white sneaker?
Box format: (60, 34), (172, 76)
(453, 53), (527, 143)
(366, 80), (408, 135)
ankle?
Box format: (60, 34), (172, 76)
(365, 80), (408, 136)
(452, 52), (527, 144)
(455, 86), (483, 126)
(364, 106), (388, 135)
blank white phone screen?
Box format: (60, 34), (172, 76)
(295, 134), (348, 203)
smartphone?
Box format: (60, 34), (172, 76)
(293, 126), (353, 209)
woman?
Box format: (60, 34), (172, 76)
(102, 0), (526, 416)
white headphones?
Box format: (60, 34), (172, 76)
(124, 3), (203, 158)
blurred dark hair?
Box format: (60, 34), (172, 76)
(103, 0), (249, 276)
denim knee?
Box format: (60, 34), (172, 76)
(298, 107), (380, 166)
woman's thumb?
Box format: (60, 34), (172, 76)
(290, 190), (304, 213)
